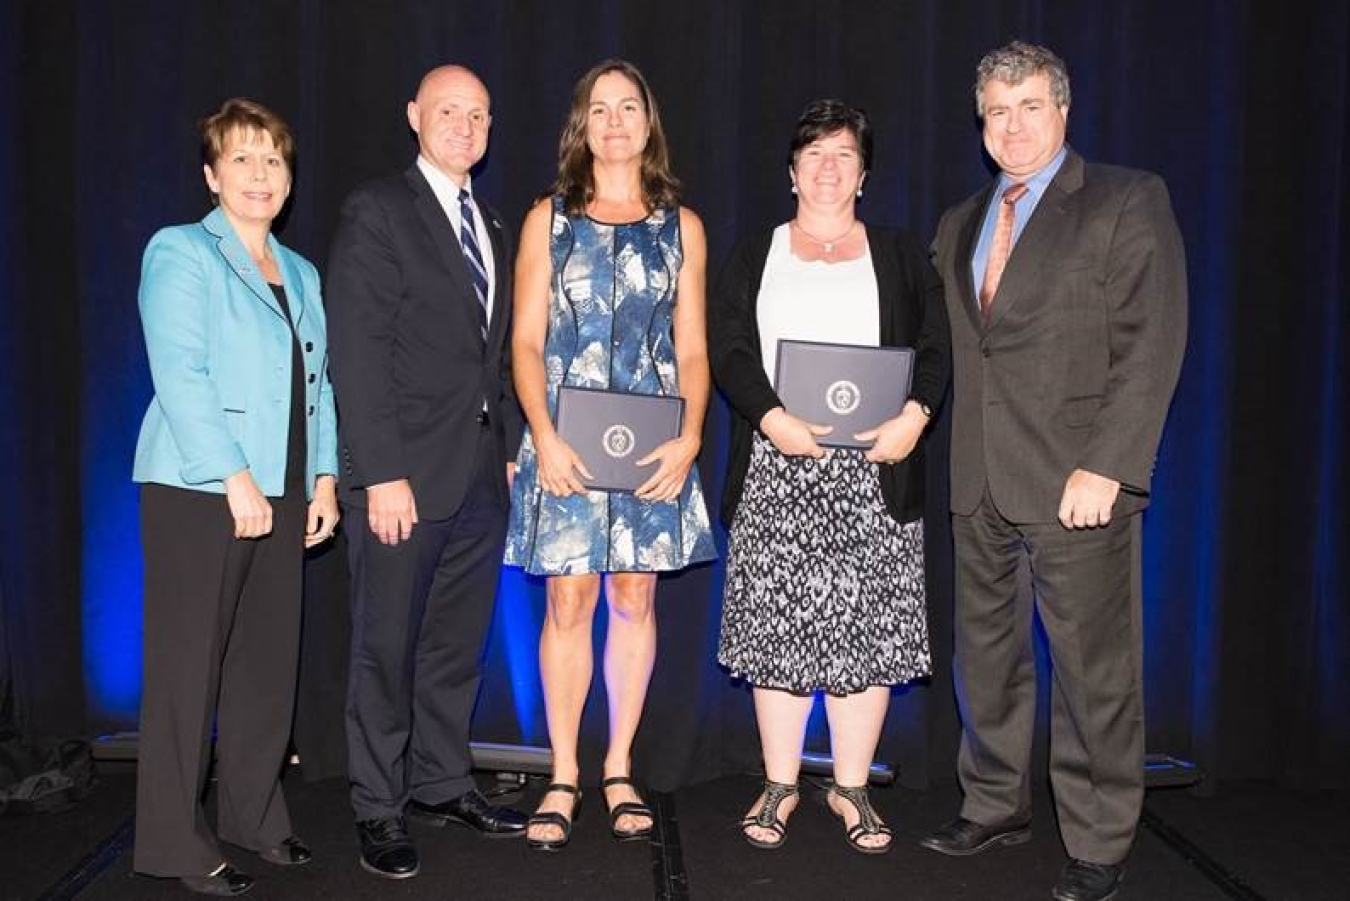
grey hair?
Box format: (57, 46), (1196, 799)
(974, 41), (1071, 117)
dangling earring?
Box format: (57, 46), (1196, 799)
(790, 183), (798, 195)
(856, 187), (863, 198)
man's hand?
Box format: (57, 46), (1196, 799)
(1058, 468), (1121, 529)
(760, 407), (831, 458)
(367, 478), (418, 545)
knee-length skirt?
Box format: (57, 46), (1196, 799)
(717, 434), (931, 695)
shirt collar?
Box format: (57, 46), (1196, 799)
(416, 155), (473, 207)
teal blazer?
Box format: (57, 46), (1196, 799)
(133, 207), (339, 499)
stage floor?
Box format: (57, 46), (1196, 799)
(7, 764), (1347, 900)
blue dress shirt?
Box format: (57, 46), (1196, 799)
(970, 145), (1068, 309)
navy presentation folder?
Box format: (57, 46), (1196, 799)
(554, 386), (685, 492)
(773, 340), (915, 449)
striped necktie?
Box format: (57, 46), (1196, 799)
(457, 187), (489, 342)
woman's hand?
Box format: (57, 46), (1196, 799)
(305, 475), (340, 548)
(855, 401), (930, 464)
(534, 430), (593, 497)
(224, 469), (273, 539)
(634, 434), (700, 502)
(760, 407), (831, 458)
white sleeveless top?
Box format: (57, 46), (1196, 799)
(756, 223), (880, 381)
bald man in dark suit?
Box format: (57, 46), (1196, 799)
(326, 64), (527, 880)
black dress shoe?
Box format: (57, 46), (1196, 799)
(258, 836), (312, 866)
(1052, 859), (1124, 901)
(357, 816), (419, 879)
(408, 788), (528, 838)
(918, 815), (1032, 856)
(179, 864), (254, 896)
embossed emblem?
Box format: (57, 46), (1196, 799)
(602, 424), (636, 459)
(825, 380), (862, 416)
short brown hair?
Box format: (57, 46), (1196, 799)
(198, 97), (296, 170)
(552, 59), (680, 216)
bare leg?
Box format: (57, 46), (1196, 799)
(600, 572), (657, 833)
(529, 573), (601, 843)
(824, 686), (892, 849)
(742, 687), (812, 844)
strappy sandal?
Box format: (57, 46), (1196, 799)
(739, 779), (798, 850)
(602, 776), (654, 842)
(526, 783), (581, 852)
(828, 784), (893, 855)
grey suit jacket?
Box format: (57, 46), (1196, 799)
(932, 148), (1187, 523)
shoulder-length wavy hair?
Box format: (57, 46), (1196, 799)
(552, 58), (681, 216)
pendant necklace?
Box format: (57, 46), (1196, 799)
(792, 219), (856, 257)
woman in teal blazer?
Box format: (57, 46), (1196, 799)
(131, 98), (337, 897)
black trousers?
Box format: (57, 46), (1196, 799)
(134, 483), (305, 877)
(951, 489), (1144, 865)
(345, 426), (507, 820)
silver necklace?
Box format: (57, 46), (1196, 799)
(792, 219), (856, 254)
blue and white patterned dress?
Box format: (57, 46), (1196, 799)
(504, 200), (717, 576)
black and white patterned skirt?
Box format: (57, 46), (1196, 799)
(717, 434), (931, 695)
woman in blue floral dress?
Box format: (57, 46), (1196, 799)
(505, 59), (716, 850)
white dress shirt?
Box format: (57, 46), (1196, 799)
(416, 155), (496, 321)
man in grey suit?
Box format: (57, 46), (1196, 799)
(921, 42), (1187, 901)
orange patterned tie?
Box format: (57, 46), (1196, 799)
(978, 182), (1029, 321)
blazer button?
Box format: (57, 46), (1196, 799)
(308, 405), (315, 416)
(305, 341), (314, 352)
(308, 373), (316, 383)
(981, 347), (991, 358)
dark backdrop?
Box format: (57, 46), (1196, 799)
(1, 0), (1346, 791)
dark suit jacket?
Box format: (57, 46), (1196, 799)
(709, 224), (951, 526)
(326, 165), (523, 520)
(931, 148), (1187, 523)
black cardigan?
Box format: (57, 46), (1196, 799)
(708, 224), (951, 526)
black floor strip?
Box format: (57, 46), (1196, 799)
(1140, 805), (1266, 900)
(649, 791), (689, 900)
(39, 814), (135, 901)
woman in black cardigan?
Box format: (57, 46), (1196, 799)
(708, 100), (950, 854)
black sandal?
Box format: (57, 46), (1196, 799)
(828, 784), (893, 855)
(526, 783), (581, 852)
(602, 776), (654, 842)
(739, 779), (798, 850)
